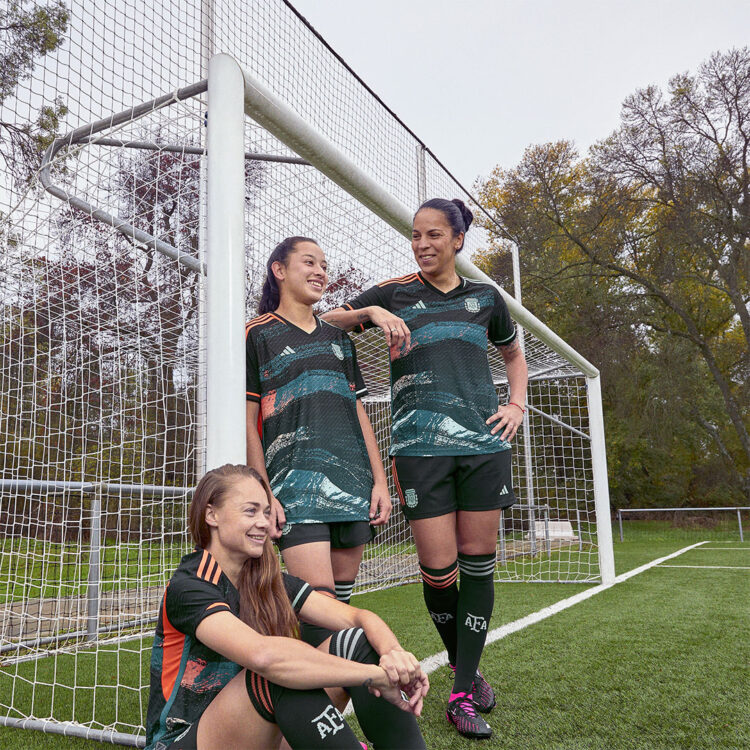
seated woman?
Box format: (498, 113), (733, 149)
(145, 463), (428, 750)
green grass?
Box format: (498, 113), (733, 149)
(1, 530), (748, 749)
(0, 539), (187, 603)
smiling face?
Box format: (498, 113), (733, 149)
(411, 208), (463, 278)
(204, 476), (271, 561)
(273, 241), (328, 306)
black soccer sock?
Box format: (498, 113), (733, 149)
(272, 684), (362, 749)
(300, 586), (337, 648)
(454, 552), (496, 694)
(420, 560), (459, 666)
(334, 579), (355, 605)
(330, 628), (426, 750)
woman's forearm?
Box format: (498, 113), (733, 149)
(197, 612), (387, 691)
(320, 306), (371, 331)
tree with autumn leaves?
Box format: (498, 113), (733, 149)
(475, 48), (749, 505)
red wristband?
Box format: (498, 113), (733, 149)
(508, 402), (526, 414)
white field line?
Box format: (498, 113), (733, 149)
(417, 541), (708, 676)
(695, 547), (749, 551)
(656, 564), (750, 570)
(344, 542), (707, 715)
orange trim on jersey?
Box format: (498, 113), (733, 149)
(210, 562), (222, 585)
(206, 601), (230, 612)
(246, 313), (274, 334)
(196, 550), (224, 584)
(246, 390), (261, 399)
(391, 458), (406, 506)
(160, 588), (186, 700)
(196, 549), (210, 579)
(377, 273), (420, 288)
(267, 313), (285, 324)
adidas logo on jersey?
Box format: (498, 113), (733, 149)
(280, 346), (295, 356)
(413, 300), (427, 310)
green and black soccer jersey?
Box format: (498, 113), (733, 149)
(246, 313), (372, 525)
(145, 549), (312, 750)
(344, 272), (516, 457)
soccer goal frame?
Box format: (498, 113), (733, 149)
(204, 53), (616, 584)
(0, 51), (615, 748)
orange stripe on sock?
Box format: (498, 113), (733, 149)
(420, 567), (459, 589)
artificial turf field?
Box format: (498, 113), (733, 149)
(1, 531), (748, 749)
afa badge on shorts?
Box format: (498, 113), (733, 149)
(404, 488), (418, 508)
(465, 297), (480, 313)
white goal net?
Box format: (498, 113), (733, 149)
(0, 1), (613, 744)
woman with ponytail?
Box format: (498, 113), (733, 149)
(322, 199), (528, 741)
(246, 237), (391, 646)
(145, 464), (428, 750)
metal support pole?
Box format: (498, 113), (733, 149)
(416, 145), (426, 205)
(86, 489), (102, 641)
(499, 510), (506, 562)
(738, 508), (744, 543)
(544, 506), (551, 557)
(510, 241), (538, 561)
(618, 510), (624, 542)
(576, 507), (583, 551)
(206, 55), (247, 469)
(587, 374), (616, 584)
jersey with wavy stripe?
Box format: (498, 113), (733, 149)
(245, 314), (372, 524)
(345, 273), (516, 456)
(145, 549), (311, 750)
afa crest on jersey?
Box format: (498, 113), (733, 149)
(331, 343), (344, 360)
(464, 297), (480, 313)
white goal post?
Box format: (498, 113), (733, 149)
(205, 53), (616, 584)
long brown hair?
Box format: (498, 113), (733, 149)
(258, 236), (317, 314)
(189, 464), (299, 639)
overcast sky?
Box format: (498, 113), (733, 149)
(292, 0), (750, 189)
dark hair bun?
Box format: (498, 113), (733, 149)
(451, 198), (474, 231)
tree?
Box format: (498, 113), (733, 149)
(475, 48), (749, 503)
(0, 0), (69, 185)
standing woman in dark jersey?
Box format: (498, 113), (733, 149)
(145, 464), (428, 750)
(322, 199), (528, 741)
(245, 237), (391, 644)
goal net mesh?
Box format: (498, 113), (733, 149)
(0, 0), (600, 742)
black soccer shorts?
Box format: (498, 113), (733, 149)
(392, 450), (515, 520)
(275, 520), (375, 551)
